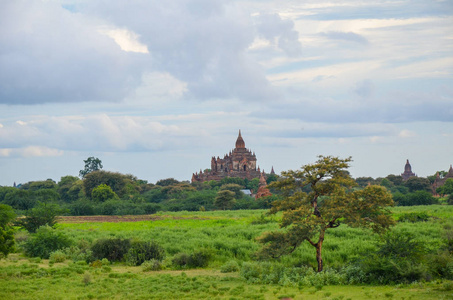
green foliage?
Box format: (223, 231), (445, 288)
(172, 249), (212, 268)
(0, 204), (16, 258)
(156, 178), (180, 186)
(91, 238), (131, 262)
(404, 177), (432, 193)
(57, 176), (82, 202)
(240, 261), (346, 286)
(437, 179), (453, 196)
(49, 249), (67, 263)
(79, 157), (103, 178)
(215, 190), (236, 210)
(69, 199), (95, 215)
(349, 231), (428, 284)
(141, 259), (163, 271)
(2, 189), (35, 210)
(91, 184), (118, 202)
(22, 225), (73, 259)
(259, 156), (395, 272)
(125, 240), (165, 266)
(220, 260), (240, 273)
(17, 202), (68, 233)
(398, 211), (430, 223)
(395, 191), (436, 206)
(220, 183), (244, 199)
(83, 170), (138, 199)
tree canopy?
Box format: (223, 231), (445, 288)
(257, 156), (395, 272)
(79, 157), (103, 178)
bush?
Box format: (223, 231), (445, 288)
(172, 252), (191, 268)
(220, 260), (240, 273)
(188, 249), (212, 268)
(125, 240), (165, 266)
(17, 202), (68, 233)
(22, 225), (72, 259)
(91, 238), (131, 262)
(142, 259), (163, 271)
(398, 212), (430, 223)
(49, 250), (67, 263)
(63, 246), (93, 262)
(172, 249), (212, 268)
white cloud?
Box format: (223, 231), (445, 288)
(399, 130), (416, 138)
(99, 27), (149, 53)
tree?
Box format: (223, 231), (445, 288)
(91, 184), (118, 202)
(17, 202), (68, 233)
(404, 177), (431, 193)
(214, 190), (236, 210)
(437, 178), (453, 196)
(257, 156), (395, 272)
(0, 204), (16, 258)
(219, 183), (244, 199)
(79, 157), (103, 178)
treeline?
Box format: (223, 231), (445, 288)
(356, 174), (453, 206)
(0, 171), (279, 216)
(1, 169), (452, 217)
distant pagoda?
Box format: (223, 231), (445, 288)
(192, 130), (265, 182)
(401, 159), (416, 181)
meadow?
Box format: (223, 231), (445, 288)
(1, 206), (452, 299)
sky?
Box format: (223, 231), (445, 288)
(0, 0), (452, 186)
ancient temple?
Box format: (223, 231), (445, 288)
(401, 159), (416, 181)
(192, 130), (263, 182)
(433, 164), (453, 193)
(255, 171), (272, 199)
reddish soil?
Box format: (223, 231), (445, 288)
(58, 215), (207, 223)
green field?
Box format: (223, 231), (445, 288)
(1, 206), (453, 299)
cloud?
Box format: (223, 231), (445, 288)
(0, 146), (63, 158)
(254, 13), (302, 57)
(353, 79), (374, 98)
(0, 0), (147, 105)
(320, 31), (369, 45)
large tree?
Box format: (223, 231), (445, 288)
(79, 157), (103, 178)
(257, 156), (395, 272)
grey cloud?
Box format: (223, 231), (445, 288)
(0, 1), (146, 105)
(250, 85), (453, 124)
(1, 0), (282, 105)
(320, 31), (369, 45)
(353, 79), (375, 98)
(76, 0), (280, 102)
(255, 13), (302, 57)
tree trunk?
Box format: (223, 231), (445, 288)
(316, 241), (323, 272)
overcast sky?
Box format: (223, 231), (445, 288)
(1, 0), (452, 186)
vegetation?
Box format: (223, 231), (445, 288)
(0, 204), (16, 258)
(1, 157), (453, 297)
(257, 156), (394, 272)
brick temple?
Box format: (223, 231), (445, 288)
(192, 130), (272, 182)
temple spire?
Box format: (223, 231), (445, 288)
(235, 129), (245, 149)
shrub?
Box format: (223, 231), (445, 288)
(22, 225), (72, 259)
(188, 249), (212, 268)
(49, 250), (67, 263)
(172, 252), (191, 268)
(125, 240), (165, 266)
(63, 246), (93, 262)
(398, 212), (430, 223)
(142, 259), (163, 271)
(220, 260), (240, 273)
(172, 249), (212, 268)
(90, 238), (131, 262)
(17, 202), (68, 233)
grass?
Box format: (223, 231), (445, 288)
(2, 205), (452, 299)
(1, 254), (452, 299)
